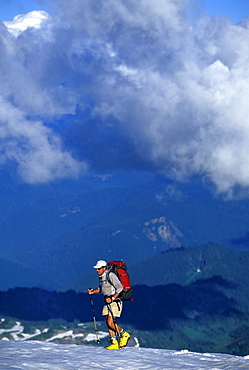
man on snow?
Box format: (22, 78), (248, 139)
(88, 260), (130, 349)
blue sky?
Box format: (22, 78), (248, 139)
(202, 0), (249, 23)
(1, 0), (249, 196)
(0, 0), (49, 21)
(1, 0), (249, 23)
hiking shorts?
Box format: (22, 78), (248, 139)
(102, 301), (123, 317)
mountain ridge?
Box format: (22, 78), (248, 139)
(62, 243), (249, 312)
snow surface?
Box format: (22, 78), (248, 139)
(0, 319), (111, 344)
(0, 341), (248, 370)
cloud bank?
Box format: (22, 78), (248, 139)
(1, 0), (249, 195)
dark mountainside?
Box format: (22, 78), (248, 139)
(0, 276), (237, 324)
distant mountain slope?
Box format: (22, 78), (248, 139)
(0, 257), (54, 291)
(67, 244), (249, 310)
(2, 169), (249, 291)
(130, 243), (249, 311)
(128, 243), (249, 285)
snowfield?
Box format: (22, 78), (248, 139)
(0, 341), (248, 370)
(0, 320), (248, 369)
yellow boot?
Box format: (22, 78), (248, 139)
(119, 332), (131, 348)
(105, 339), (119, 349)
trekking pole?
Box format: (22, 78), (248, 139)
(107, 303), (121, 338)
(89, 294), (100, 343)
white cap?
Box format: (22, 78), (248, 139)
(93, 260), (107, 269)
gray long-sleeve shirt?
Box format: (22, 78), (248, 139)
(99, 271), (123, 297)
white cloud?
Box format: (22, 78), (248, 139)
(4, 11), (49, 36)
(1, 1), (249, 194)
(0, 96), (85, 184)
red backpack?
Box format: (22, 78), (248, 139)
(107, 260), (133, 301)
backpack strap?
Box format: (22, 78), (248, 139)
(107, 271), (116, 288)
(107, 271), (123, 300)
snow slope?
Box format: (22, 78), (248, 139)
(0, 341), (248, 370)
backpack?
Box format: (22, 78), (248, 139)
(107, 260), (133, 301)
